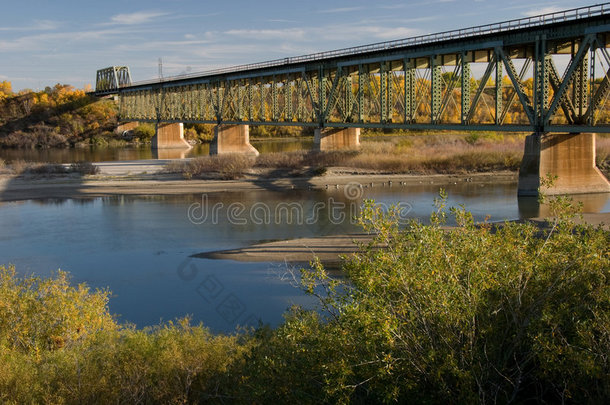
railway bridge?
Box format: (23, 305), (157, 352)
(94, 4), (610, 195)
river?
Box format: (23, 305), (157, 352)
(1, 182), (608, 332)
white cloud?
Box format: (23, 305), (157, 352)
(0, 19), (60, 32)
(221, 23), (423, 44)
(224, 28), (307, 41)
(115, 39), (212, 52)
(317, 6), (365, 14)
(0, 27), (152, 52)
(310, 24), (423, 42)
(109, 11), (168, 25)
(523, 6), (564, 17)
(380, 0), (454, 9)
(369, 27), (422, 40)
(265, 19), (298, 23)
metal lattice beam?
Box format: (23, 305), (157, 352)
(106, 6), (610, 133)
(95, 66), (131, 94)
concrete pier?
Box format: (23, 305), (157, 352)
(210, 125), (259, 156)
(518, 132), (610, 196)
(152, 123), (191, 149)
(314, 127), (360, 151)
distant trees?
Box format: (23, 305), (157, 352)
(0, 84), (118, 148)
(0, 81), (11, 101)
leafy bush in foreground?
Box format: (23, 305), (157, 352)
(0, 195), (608, 403)
(0, 266), (247, 403)
(239, 197), (609, 403)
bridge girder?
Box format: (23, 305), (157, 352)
(112, 6), (610, 133)
(95, 66), (131, 94)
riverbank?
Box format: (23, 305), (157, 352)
(194, 212), (610, 266)
(0, 160), (518, 202)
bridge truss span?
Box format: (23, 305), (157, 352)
(113, 4), (610, 133)
(95, 66), (132, 95)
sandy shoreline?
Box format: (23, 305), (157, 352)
(193, 233), (374, 266)
(193, 213), (610, 266)
(0, 160), (518, 202)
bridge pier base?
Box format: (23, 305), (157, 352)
(152, 123), (191, 149)
(210, 125), (259, 156)
(518, 132), (610, 196)
(314, 127), (360, 151)
(116, 121), (139, 135)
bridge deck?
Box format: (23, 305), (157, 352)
(97, 3), (610, 133)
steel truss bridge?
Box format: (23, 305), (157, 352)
(96, 3), (610, 134)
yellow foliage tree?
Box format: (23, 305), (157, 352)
(0, 80), (12, 101)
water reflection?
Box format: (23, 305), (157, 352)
(153, 147), (193, 160)
(0, 139), (313, 163)
(518, 192), (610, 218)
(251, 139), (313, 153)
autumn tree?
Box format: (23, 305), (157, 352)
(0, 80), (12, 101)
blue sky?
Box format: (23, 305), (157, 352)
(0, 0), (598, 91)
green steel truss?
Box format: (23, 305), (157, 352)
(95, 66), (131, 94)
(110, 7), (610, 133)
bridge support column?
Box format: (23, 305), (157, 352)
(116, 121), (139, 135)
(152, 123), (191, 149)
(314, 127), (360, 151)
(518, 133), (610, 196)
(210, 125), (259, 156)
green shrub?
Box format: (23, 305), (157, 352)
(8, 159), (29, 174)
(90, 135), (108, 146)
(0, 266), (248, 403)
(0, 266), (116, 353)
(132, 124), (155, 141)
(465, 132), (480, 145)
(26, 163), (67, 175)
(184, 123), (214, 142)
(69, 161), (99, 175)
(176, 154), (255, 180)
(239, 196), (610, 403)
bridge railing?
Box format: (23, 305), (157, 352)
(129, 2), (609, 87)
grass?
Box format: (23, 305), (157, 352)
(344, 137), (524, 173)
(3, 160), (100, 176)
(166, 133), (527, 179)
(165, 154), (256, 180)
(69, 161), (100, 175)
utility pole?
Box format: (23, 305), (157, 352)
(158, 58), (163, 81)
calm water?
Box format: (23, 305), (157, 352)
(1, 183), (608, 332)
(0, 139), (313, 163)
